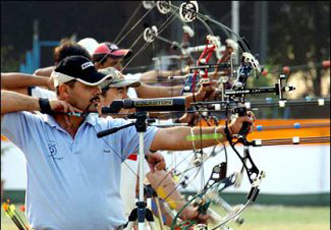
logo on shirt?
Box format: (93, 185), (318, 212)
(103, 149), (111, 154)
(48, 140), (63, 161)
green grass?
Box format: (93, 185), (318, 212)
(1, 205), (330, 230)
(215, 205), (330, 230)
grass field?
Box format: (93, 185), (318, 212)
(1, 205), (330, 230)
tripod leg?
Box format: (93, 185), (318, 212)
(147, 221), (158, 230)
(124, 221), (135, 230)
(125, 220), (158, 230)
(153, 197), (165, 230)
(144, 208), (158, 230)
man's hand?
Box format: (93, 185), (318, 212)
(145, 152), (166, 173)
(176, 112), (199, 126)
(228, 111), (256, 136)
(195, 79), (218, 101)
(181, 206), (209, 224)
(49, 100), (82, 114)
(49, 100), (83, 126)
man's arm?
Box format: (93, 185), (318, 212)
(136, 83), (183, 98)
(1, 90), (41, 116)
(33, 66), (55, 77)
(140, 69), (184, 83)
(148, 80), (217, 119)
(1, 90), (81, 120)
(183, 80), (218, 108)
(1, 72), (54, 94)
(150, 115), (253, 151)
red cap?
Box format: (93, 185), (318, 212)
(92, 42), (132, 59)
(322, 60), (330, 68)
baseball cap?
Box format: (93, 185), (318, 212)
(98, 67), (141, 92)
(77, 37), (99, 56)
(51, 55), (113, 87)
(92, 42), (132, 59)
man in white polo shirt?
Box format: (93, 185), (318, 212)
(1, 55), (254, 229)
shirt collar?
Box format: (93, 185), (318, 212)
(85, 113), (99, 126)
(41, 113), (59, 128)
(42, 113), (99, 129)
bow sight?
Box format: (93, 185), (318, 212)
(191, 74), (296, 112)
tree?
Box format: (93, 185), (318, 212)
(267, 1), (330, 97)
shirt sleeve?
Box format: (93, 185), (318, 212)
(107, 119), (159, 161)
(1, 112), (43, 154)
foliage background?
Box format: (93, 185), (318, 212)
(1, 1), (330, 96)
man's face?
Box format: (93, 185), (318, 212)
(101, 87), (128, 106)
(62, 81), (102, 112)
(226, 46), (234, 54)
(98, 57), (123, 71)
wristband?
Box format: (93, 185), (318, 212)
(38, 98), (53, 114)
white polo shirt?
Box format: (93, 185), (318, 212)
(1, 112), (159, 230)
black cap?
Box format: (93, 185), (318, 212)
(51, 55), (113, 87)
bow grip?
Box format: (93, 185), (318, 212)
(235, 107), (251, 136)
(239, 122), (251, 136)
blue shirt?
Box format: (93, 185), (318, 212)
(1, 112), (159, 230)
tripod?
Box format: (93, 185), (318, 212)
(125, 186), (158, 230)
(97, 111), (157, 230)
